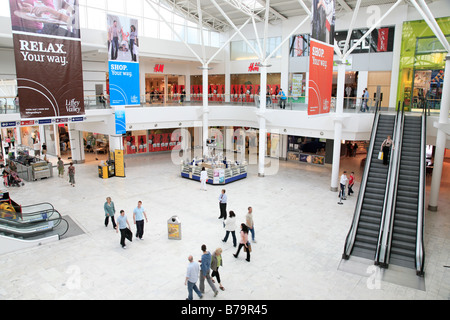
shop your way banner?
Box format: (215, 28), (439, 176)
(308, 0), (335, 116)
(9, 0), (85, 119)
(107, 14), (140, 108)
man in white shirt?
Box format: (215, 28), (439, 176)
(339, 171), (348, 200)
(185, 255), (202, 300)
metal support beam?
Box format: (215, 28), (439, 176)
(342, 0), (362, 56)
(210, 0), (261, 59)
(145, 0), (204, 64)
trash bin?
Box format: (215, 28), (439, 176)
(168, 216), (181, 240)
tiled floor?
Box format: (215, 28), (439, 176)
(0, 152), (448, 300)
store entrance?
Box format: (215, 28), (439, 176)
(408, 69), (444, 111)
(145, 74), (185, 105)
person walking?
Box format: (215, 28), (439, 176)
(222, 210), (237, 247)
(211, 248), (225, 291)
(199, 244), (218, 297)
(200, 167), (208, 191)
(133, 201), (148, 240)
(116, 210), (132, 249)
(68, 162), (75, 187)
(185, 255), (202, 300)
(246, 206), (256, 243)
(233, 223), (251, 262)
(364, 88), (370, 112)
(381, 135), (394, 165)
(348, 172), (355, 196)
(57, 157), (64, 177)
(104, 197), (116, 229)
(218, 189), (227, 220)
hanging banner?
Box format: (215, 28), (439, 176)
(9, 0), (84, 119)
(311, 0), (335, 45)
(308, 39), (334, 116)
(114, 105), (126, 135)
(107, 14), (140, 106)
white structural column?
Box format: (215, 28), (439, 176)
(428, 54), (450, 211)
(258, 66), (268, 177)
(202, 66), (210, 155)
(331, 62), (346, 191)
(68, 124), (85, 164)
(109, 135), (124, 152)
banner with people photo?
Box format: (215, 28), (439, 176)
(107, 14), (140, 107)
(9, 0), (84, 119)
(308, 0), (335, 116)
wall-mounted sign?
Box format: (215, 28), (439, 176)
(248, 63), (259, 72)
(1, 122), (19, 128)
(154, 64), (165, 73)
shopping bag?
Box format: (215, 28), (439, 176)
(378, 151), (383, 160)
(125, 228), (133, 242)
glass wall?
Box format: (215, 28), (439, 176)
(230, 37), (282, 61)
(397, 17), (450, 111)
(0, 0), (221, 48)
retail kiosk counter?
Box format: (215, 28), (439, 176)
(181, 162), (247, 185)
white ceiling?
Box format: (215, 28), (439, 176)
(160, 0), (439, 32)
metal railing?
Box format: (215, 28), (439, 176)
(1, 94), (447, 116)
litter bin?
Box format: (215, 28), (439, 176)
(168, 216), (182, 240)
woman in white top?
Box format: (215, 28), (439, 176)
(222, 211), (237, 247)
(381, 135), (394, 165)
(200, 167), (208, 191)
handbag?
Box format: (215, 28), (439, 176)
(125, 228), (133, 242)
(378, 151), (383, 160)
(244, 242), (252, 253)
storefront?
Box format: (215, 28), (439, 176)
(145, 74), (186, 104)
(397, 17), (450, 111)
(287, 135), (328, 165)
(230, 73), (281, 105)
(190, 74), (225, 102)
(122, 128), (184, 155)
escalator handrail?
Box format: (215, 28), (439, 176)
(377, 106), (405, 266)
(21, 202), (56, 215)
(342, 111), (380, 259)
(416, 111), (426, 276)
(58, 218), (70, 238)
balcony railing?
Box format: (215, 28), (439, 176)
(0, 94), (446, 117)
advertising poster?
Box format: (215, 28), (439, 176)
(137, 135), (147, 153)
(115, 105), (126, 135)
(114, 149), (125, 177)
(9, 0), (85, 119)
(311, 0), (335, 45)
(124, 135), (136, 154)
(308, 39), (334, 116)
(107, 14), (140, 106)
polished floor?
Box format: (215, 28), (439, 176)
(0, 152), (448, 300)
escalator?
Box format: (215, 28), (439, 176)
(0, 201), (69, 241)
(380, 113), (426, 275)
(343, 108), (426, 277)
(343, 113), (397, 261)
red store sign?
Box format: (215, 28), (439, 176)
(248, 63), (259, 72)
(154, 64), (165, 73)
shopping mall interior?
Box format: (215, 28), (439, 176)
(0, 0), (449, 301)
